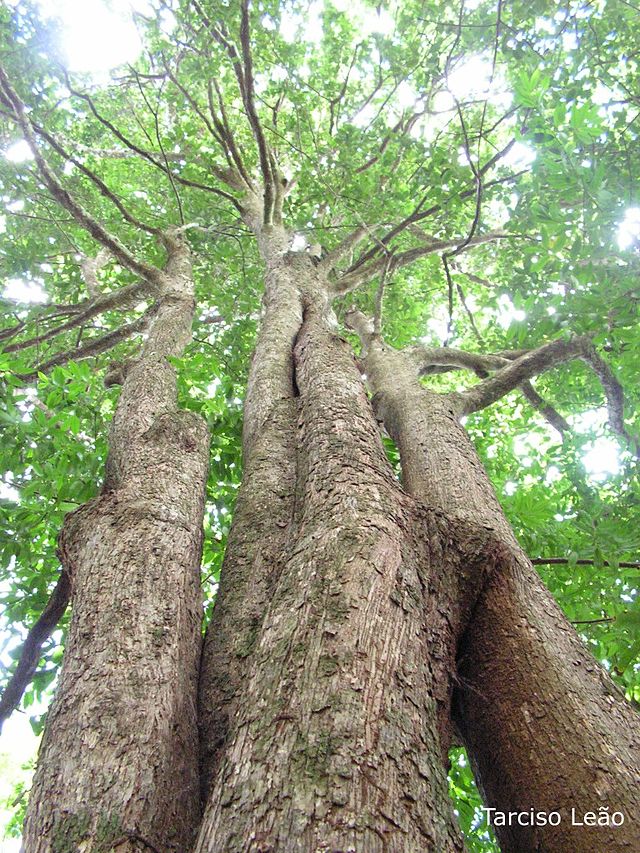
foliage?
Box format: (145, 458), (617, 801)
(0, 0), (638, 846)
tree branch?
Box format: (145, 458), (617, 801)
(319, 225), (369, 274)
(408, 344), (509, 376)
(344, 135), (523, 275)
(15, 306), (157, 383)
(193, 0), (275, 223)
(332, 231), (511, 295)
(27, 118), (160, 237)
(238, 0), (277, 224)
(348, 310), (616, 444)
(157, 59), (249, 191)
(329, 44), (359, 134)
(133, 71), (185, 225)
(0, 68), (164, 285)
(0, 570), (70, 732)
(355, 102), (429, 175)
(4, 281), (152, 355)
(452, 337), (590, 416)
(406, 348), (570, 435)
(62, 74), (242, 209)
(531, 557), (640, 569)
(209, 77), (255, 189)
(580, 344), (637, 450)
(520, 380), (571, 436)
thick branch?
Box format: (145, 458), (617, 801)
(453, 337), (590, 415)
(406, 346), (571, 435)
(348, 310), (511, 375)
(318, 225), (369, 273)
(0, 570), (70, 732)
(408, 344), (508, 376)
(450, 336), (636, 448)
(520, 380), (571, 436)
(580, 345), (635, 447)
(349, 310), (614, 444)
(333, 231), (510, 295)
(344, 308), (375, 352)
(0, 314), (27, 343)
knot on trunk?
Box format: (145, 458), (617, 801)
(104, 357), (139, 388)
(142, 410), (208, 454)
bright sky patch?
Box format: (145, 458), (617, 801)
(3, 278), (47, 304)
(3, 140), (33, 163)
(34, 0), (147, 73)
(582, 437), (621, 479)
(616, 207), (640, 251)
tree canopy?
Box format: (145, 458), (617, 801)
(0, 0), (638, 848)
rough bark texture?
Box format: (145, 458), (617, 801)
(457, 558), (640, 853)
(359, 334), (640, 853)
(196, 261), (463, 851)
(23, 234), (210, 853)
(198, 223), (302, 800)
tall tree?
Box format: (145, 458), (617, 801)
(0, 10), (212, 846)
(1, 1), (639, 851)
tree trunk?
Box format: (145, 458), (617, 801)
(359, 335), (640, 853)
(457, 551), (640, 853)
(198, 225), (302, 801)
(196, 257), (463, 851)
(23, 233), (210, 853)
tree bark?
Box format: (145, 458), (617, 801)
(458, 544), (640, 853)
(198, 226), (302, 801)
(358, 335), (640, 853)
(23, 233), (210, 853)
(196, 260), (463, 851)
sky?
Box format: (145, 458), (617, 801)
(32, 0), (148, 73)
(0, 713), (37, 850)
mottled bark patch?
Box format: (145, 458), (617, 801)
(196, 274), (463, 852)
(24, 240), (209, 853)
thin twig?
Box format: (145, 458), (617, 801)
(532, 558), (640, 569)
